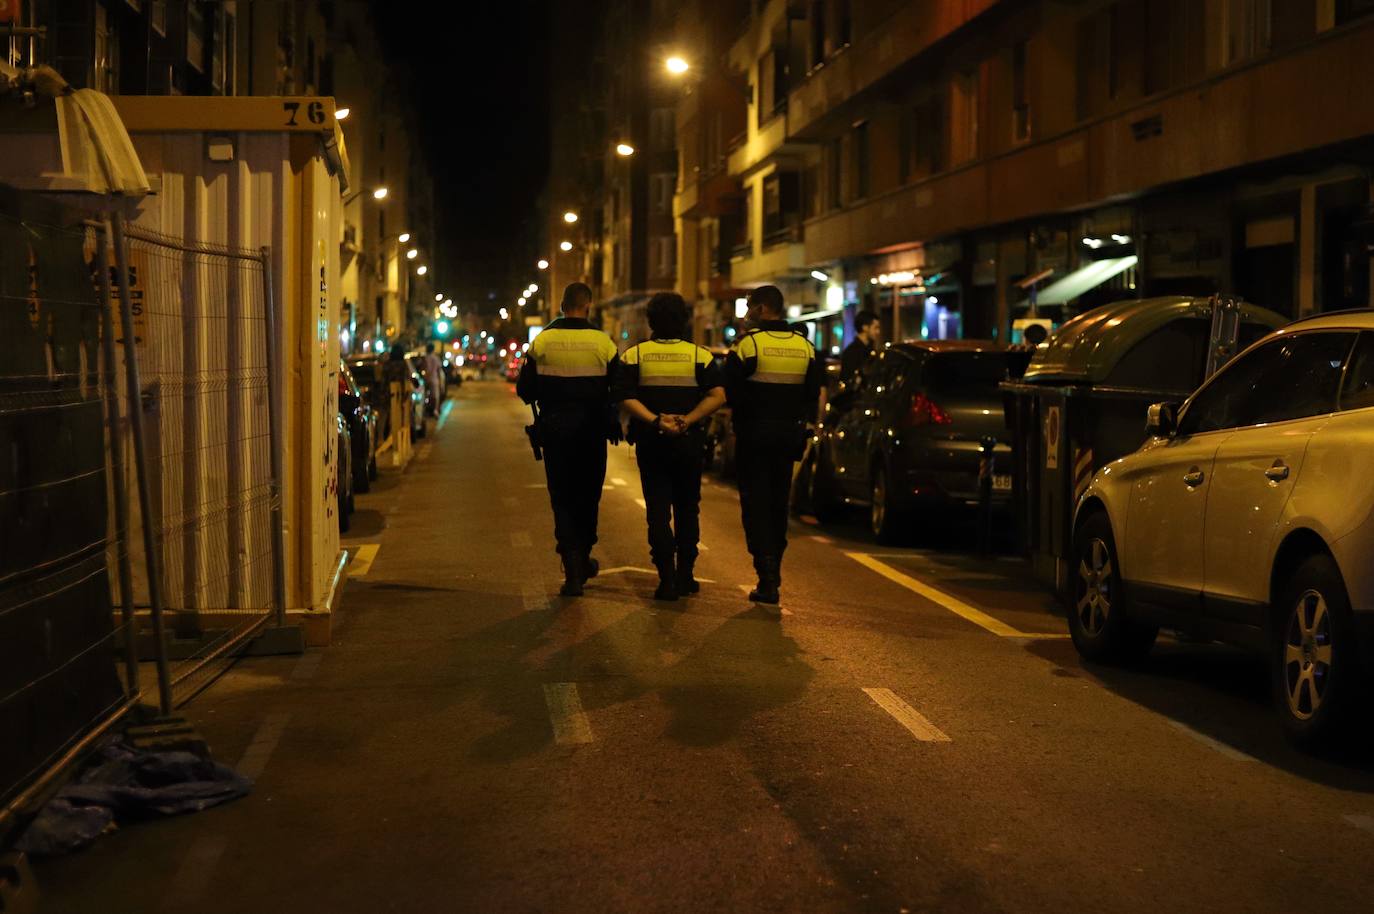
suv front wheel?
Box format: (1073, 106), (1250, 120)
(1068, 512), (1157, 663)
(1273, 554), (1360, 747)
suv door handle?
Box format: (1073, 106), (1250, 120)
(1265, 462), (1290, 482)
(1183, 467), (1205, 487)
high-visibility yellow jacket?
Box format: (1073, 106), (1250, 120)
(517, 317), (620, 412)
(614, 337), (723, 438)
(725, 320), (822, 430)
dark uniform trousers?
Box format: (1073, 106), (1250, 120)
(635, 430), (704, 567)
(735, 426), (798, 563)
(540, 407), (608, 558)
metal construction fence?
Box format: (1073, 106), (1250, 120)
(0, 203), (287, 835)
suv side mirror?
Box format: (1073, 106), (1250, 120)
(1146, 401), (1179, 438)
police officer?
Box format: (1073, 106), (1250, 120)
(517, 282), (621, 596)
(614, 292), (725, 601)
(725, 285), (823, 605)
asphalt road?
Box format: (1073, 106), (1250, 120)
(35, 380), (1374, 913)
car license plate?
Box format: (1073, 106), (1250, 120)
(992, 474), (1012, 491)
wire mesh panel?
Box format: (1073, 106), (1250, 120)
(120, 226), (278, 705)
(0, 200), (133, 818)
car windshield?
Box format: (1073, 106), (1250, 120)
(922, 353), (1012, 394)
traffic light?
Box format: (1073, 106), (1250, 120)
(435, 319), (451, 337)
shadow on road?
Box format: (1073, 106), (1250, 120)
(1026, 637), (1374, 788)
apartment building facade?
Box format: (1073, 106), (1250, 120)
(676, 0), (1374, 352)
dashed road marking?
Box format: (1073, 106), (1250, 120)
(863, 688), (951, 743)
(846, 552), (1067, 639)
(511, 531), (533, 548)
(611, 477), (627, 486)
(163, 835), (228, 907)
(809, 535), (833, 544)
(543, 683), (594, 745)
(600, 566), (717, 583)
(524, 483), (547, 489)
(237, 712), (292, 780)
(347, 544), (380, 578)
(1166, 720), (1256, 762)
(634, 497), (647, 509)
(1344, 814), (1374, 835)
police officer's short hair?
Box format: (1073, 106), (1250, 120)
(748, 285), (785, 317)
(854, 310), (879, 333)
(646, 292), (689, 339)
(561, 282), (593, 312)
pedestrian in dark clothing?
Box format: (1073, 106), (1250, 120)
(516, 282), (621, 596)
(840, 309), (881, 387)
(724, 285), (823, 605)
(614, 293), (726, 601)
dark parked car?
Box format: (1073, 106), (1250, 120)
(809, 341), (1029, 542)
(336, 411), (354, 533)
(339, 360), (378, 493)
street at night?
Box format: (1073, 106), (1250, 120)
(23, 381), (1374, 913)
(6, 1), (1374, 912)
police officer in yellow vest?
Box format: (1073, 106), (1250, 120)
(614, 293), (726, 600)
(517, 282), (622, 596)
(725, 285), (823, 604)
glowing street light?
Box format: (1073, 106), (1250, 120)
(559, 241), (573, 252)
(528, 283), (539, 293)
(615, 142), (636, 157)
(335, 106), (351, 121)
(537, 259), (549, 270)
(518, 297), (527, 306)
(406, 248), (419, 260)
(435, 293), (444, 301)
(416, 265), (428, 276)
(665, 56), (690, 75)
(499, 308), (509, 320)
(399, 232), (411, 243)
(563, 211), (579, 224)
(372, 186), (389, 200)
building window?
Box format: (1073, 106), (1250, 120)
(1011, 40), (1031, 143)
(93, 4), (119, 93)
(852, 121), (870, 200)
(758, 45), (789, 119)
(828, 137), (843, 209)
(650, 108), (675, 149)
(651, 173), (675, 215)
(950, 69), (979, 166)
(809, 0), (825, 70)
(152, 0), (167, 36)
(187, 2), (206, 73)
(652, 236), (676, 278)
(762, 171), (801, 245)
(1222, 0), (1272, 65)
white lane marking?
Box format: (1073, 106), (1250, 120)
(543, 683), (594, 745)
(347, 544), (380, 578)
(698, 543), (710, 551)
(503, 496), (518, 508)
(522, 581), (549, 613)
(1344, 814), (1374, 835)
(846, 552), (1069, 639)
(163, 835), (228, 906)
(237, 712), (292, 780)
(634, 498), (647, 509)
(1165, 720), (1256, 762)
(611, 477), (627, 486)
(290, 652), (323, 682)
(600, 566), (717, 583)
(863, 688), (951, 743)
(809, 535), (833, 544)
(524, 483), (547, 489)
(511, 531), (532, 548)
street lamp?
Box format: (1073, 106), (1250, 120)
(435, 293), (444, 301)
(335, 106), (351, 121)
(563, 211), (579, 224)
(399, 232), (411, 243)
(537, 259), (549, 270)
(406, 248), (419, 260)
(372, 186), (389, 200)
(615, 142), (636, 157)
(665, 56), (690, 75)
(559, 241), (573, 252)
(528, 284), (538, 293)
(518, 297), (527, 306)
(416, 265), (428, 276)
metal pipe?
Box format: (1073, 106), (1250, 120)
(97, 227), (140, 697)
(111, 214), (173, 716)
(260, 247), (289, 628)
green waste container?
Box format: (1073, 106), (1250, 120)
(1002, 296), (1287, 599)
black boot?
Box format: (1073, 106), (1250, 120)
(560, 553), (585, 597)
(583, 551), (600, 580)
(748, 556), (779, 604)
(674, 553), (699, 596)
(654, 559), (678, 602)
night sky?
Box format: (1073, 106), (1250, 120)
(371, 2), (552, 312)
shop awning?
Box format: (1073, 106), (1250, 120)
(1030, 255), (1138, 306)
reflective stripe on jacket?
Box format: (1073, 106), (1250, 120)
(725, 321), (822, 429)
(517, 317), (619, 411)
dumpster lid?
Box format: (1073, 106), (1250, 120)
(1021, 296), (1287, 386)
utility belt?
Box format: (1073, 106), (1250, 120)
(736, 419), (810, 460)
(527, 401), (622, 454)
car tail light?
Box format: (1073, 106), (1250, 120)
(338, 375), (350, 397)
(903, 393), (952, 428)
